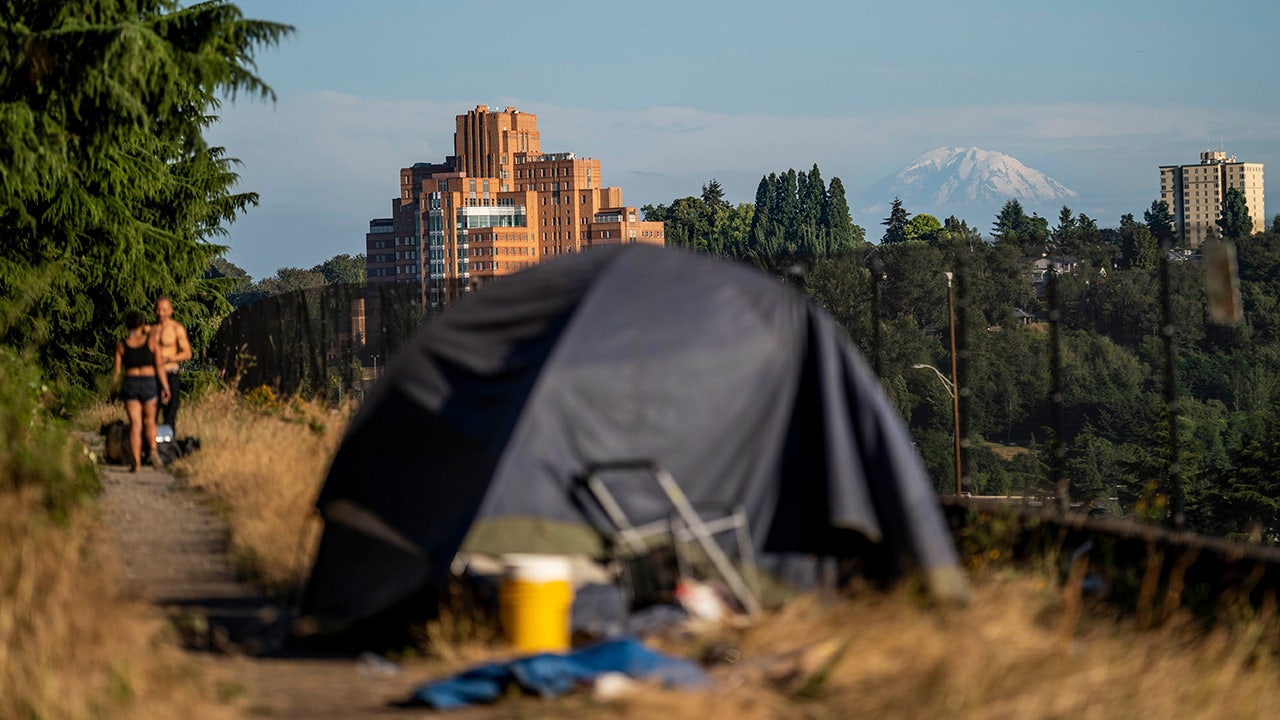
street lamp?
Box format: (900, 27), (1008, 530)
(911, 362), (962, 496)
(909, 271), (963, 497)
(912, 363), (954, 398)
(371, 354), (381, 382)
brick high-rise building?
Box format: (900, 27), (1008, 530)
(366, 105), (664, 303)
(1160, 150), (1265, 247)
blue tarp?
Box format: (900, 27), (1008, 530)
(412, 637), (708, 710)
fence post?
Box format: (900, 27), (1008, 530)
(1047, 267), (1068, 512)
(1159, 238), (1184, 528)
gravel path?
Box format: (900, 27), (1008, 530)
(92, 439), (444, 718)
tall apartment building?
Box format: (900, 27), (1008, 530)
(367, 105), (664, 302)
(1160, 150), (1265, 247)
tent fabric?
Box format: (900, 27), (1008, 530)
(301, 245), (967, 630)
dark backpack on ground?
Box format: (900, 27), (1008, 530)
(101, 420), (128, 465)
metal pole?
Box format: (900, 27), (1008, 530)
(946, 272), (962, 497)
(1048, 267), (1067, 512)
(868, 251), (885, 378)
(1159, 238), (1183, 528)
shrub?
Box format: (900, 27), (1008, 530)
(0, 348), (98, 518)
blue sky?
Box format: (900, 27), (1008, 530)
(207, 0), (1280, 279)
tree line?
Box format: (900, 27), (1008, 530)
(642, 166), (865, 266)
(646, 179), (1280, 542)
(206, 254), (367, 308)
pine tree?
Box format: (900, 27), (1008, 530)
(992, 199), (1028, 247)
(748, 174), (777, 249)
(1119, 213), (1159, 269)
(701, 178), (729, 208)
(881, 197), (910, 244)
(1217, 187), (1253, 240)
(0, 1), (292, 386)
(799, 163), (825, 231)
(776, 169), (800, 243)
(822, 177), (863, 251)
(1144, 199), (1175, 245)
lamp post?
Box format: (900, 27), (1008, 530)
(910, 271), (963, 496)
(912, 360), (962, 496)
(371, 354), (381, 382)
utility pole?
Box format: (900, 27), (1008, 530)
(946, 271), (962, 497)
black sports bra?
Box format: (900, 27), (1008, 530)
(122, 340), (155, 370)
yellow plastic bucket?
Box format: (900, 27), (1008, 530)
(499, 554), (574, 653)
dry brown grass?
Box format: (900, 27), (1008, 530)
(486, 574), (1280, 720)
(987, 440), (1032, 461)
(0, 487), (240, 720)
(171, 387), (347, 590)
(165, 388), (1280, 718)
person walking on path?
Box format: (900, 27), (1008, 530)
(151, 297), (191, 431)
(113, 310), (171, 471)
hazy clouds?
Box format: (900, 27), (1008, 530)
(209, 92), (1280, 279)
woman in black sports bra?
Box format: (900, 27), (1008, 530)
(112, 310), (171, 471)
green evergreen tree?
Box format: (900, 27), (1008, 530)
(992, 199), (1029, 248)
(1212, 406), (1280, 540)
(700, 178), (729, 208)
(1119, 213), (1160, 269)
(1217, 187), (1253, 240)
(1054, 205), (1076, 240)
(1144, 199), (1175, 245)
(776, 169), (800, 242)
(940, 216), (980, 251)
(748, 173), (777, 245)
(1077, 213), (1099, 238)
(799, 163), (825, 231)
(0, 1), (291, 386)
(822, 177), (863, 250)
(881, 197), (910, 244)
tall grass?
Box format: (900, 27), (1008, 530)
(172, 387), (348, 592)
(0, 348), (238, 719)
(558, 574), (1280, 720)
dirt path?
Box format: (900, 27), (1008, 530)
(93, 445), (443, 718)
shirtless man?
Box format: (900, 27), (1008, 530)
(151, 297), (192, 430)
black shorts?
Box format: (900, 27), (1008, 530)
(121, 375), (158, 403)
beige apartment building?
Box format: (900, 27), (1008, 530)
(368, 105), (664, 303)
(1160, 150), (1265, 247)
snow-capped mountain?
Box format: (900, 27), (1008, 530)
(859, 147), (1079, 225)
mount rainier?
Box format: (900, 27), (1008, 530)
(859, 147), (1079, 225)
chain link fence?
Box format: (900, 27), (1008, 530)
(212, 282), (460, 404)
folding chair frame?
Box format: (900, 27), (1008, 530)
(581, 460), (761, 615)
